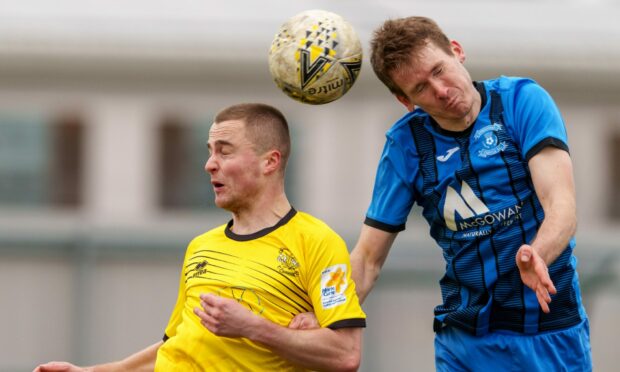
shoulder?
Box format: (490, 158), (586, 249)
(292, 211), (339, 235)
(484, 76), (556, 118)
(386, 110), (424, 135)
(483, 75), (535, 89)
(484, 76), (549, 98)
(291, 211), (345, 244)
(187, 223), (228, 247)
(383, 110), (429, 149)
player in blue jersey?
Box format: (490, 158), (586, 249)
(350, 16), (592, 370)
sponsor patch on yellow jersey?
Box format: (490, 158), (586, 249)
(320, 264), (348, 309)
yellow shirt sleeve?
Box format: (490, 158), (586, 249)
(304, 225), (366, 328)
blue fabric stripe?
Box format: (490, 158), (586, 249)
(523, 285), (540, 333)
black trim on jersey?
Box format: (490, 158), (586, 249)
(490, 90), (531, 330)
(491, 90), (530, 245)
(410, 116), (438, 195)
(474, 80), (487, 109)
(429, 117), (475, 138)
(327, 318), (367, 329)
(525, 137), (569, 162)
(364, 217), (405, 232)
(225, 207), (297, 241)
(458, 131), (494, 333)
(428, 81), (487, 138)
(163, 333), (169, 342)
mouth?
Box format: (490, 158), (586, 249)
(445, 96), (458, 110)
(211, 181), (224, 192)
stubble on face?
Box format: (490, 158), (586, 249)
(207, 120), (263, 213)
(392, 42), (480, 130)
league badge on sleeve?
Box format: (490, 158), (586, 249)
(320, 264), (348, 309)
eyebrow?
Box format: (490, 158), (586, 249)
(209, 139), (233, 147)
(207, 139), (235, 152)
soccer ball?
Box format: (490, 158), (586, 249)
(268, 9), (362, 105)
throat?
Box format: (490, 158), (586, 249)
(431, 116), (475, 135)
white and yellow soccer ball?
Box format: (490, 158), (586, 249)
(268, 9), (362, 105)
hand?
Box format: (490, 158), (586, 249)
(33, 362), (88, 372)
(515, 244), (557, 313)
(288, 312), (320, 330)
(194, 293), (259, 338)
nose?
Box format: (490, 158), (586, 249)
(429, 78), (449, 99)
(205, 155), (217, 173)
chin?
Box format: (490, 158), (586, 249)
(213, 198), (228, 209)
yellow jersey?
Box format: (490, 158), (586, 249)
(155, 208), (366, 371)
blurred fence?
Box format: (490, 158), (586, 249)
(1, 230), (618, 371)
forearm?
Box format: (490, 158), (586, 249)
(350, 225), (397, 304)
(350, 248), (379, 304)
(527, 147), (577, 266)
(35, 342), (160, 372)
(91, 342), (161, 372)
(249, 320), (361, 372)
(530, 199), (576, 265)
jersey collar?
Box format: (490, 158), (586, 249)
(225, 207), (297, 241)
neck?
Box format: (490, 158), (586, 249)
(230, 192), (291, 235)
(437, 111), (478, 132)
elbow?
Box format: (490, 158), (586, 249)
(567, 209), (577, 237)
(335, 350), (361, 372)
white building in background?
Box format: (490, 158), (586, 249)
(0, 1), (619, 371)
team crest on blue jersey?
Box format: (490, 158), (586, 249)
(277, 247), (300, 276)
(474, 123), (508, 158)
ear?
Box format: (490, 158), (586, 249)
(396, 94), (415, 112)
(450, 40), (466, 64)
(262, 149), (282, 175)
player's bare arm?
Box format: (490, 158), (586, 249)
(350, 225), (398, 303)
(195, 293), (361, 372)
(288, 311), (319, 330)
(516, 146), (577, 312)
(34, 342), (161, 372)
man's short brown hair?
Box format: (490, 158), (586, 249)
(370, 16), (452, 96)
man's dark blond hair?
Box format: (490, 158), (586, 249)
(214, 103), (291, 172)
(370, 16), (452, 96)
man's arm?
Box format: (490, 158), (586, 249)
(350, 225), (398, 303)
(195, 294), (361, 372)
(516, 146), (577, 312)
(34, 341), (162, 372)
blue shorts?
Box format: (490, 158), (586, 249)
(434, 319), (592, 371)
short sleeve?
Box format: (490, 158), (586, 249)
(305, 230), (366, 329)
(365, 133), (417, 231)
(505, 79), (569, 161)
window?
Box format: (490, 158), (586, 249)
(0, 112), (83, 208)
(609, 130), (620, 220)
(159, 114), (214, 211)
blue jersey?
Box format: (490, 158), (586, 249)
(365, 76), (585, 336)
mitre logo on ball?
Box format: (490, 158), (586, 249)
(269, 9), (362, 105)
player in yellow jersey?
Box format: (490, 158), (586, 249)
(34, 103), (366, 372)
